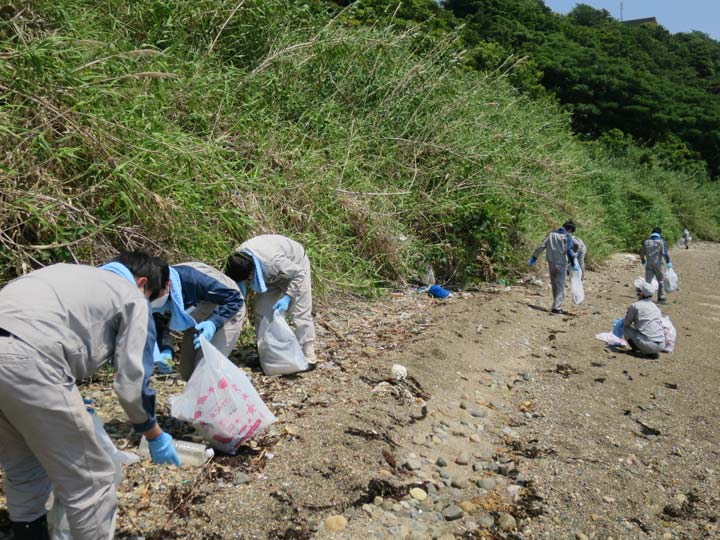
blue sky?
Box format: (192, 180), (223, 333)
(542, 1), (720, 40)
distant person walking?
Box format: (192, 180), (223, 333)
(529, 221), (579, 314)
(682, 227), (691, 250)
(639, 227), (671, 303)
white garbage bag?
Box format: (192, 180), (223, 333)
(665, 268), (679, 292)
(48, 414), (139, 540)
(662, 316), (677, 353)
(170, 337), (276, 454)
(257, 309), (308, 376)
(571, 268), (585, 305)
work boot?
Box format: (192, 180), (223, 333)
(12, 515), (50, 540)
(302, 343), (317, 365)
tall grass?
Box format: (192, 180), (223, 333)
(1, 0), (718, 290)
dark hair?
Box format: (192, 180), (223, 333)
(224, 252), (254, 282)
(652, 227), (662, 234)
(111, 250), (167, 300)
(562, 221), (576, 233)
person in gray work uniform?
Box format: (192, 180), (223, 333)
(225, 234), (317, 365)
(639, 227), (672, 302)
(529, 221), (579, 314)
(623, 278), (665, 358)
(573, 237), (587, 275)
(0, 251), (181, 540)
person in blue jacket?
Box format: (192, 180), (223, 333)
(152, 261), (245, 381)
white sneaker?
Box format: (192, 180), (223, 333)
(303, 345), (317, 365)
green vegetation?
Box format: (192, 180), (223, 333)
(1, 1), (719, 293)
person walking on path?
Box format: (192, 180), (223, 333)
(640, 227), (671, 302)
(529, 221), (579, 314)
(0, 251), (180, 540)
(623, 278), (665, 358)
(151, 261), (245, 381)
(682, 227), (691, 250)
(225, 234), (317, 366)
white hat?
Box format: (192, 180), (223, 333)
(634, 277), (657, 297)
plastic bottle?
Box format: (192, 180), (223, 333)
(138, 437), (214, 467)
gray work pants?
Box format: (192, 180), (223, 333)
(0, 335), (116, 540)
(179, 302), (246, 382)
(645, 265), (666, 301)
(254, 256), (315, 355)
(548, 262), (567, 311)
(623, 327), (664, 355)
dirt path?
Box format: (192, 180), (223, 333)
(1, 244), (718, 540)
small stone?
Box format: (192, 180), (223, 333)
(470, 409), (487, 418)
(405, 458), (422, 471)
(469, 434), (482, 443)
(477, 478), (496, 491)
(324, 515), (348, 531)
(602, 496), (616, 504)
(393, 503), (403, 513)
(382, 500), (394, 511)
(234, 472), (251, 485)
(410, 488), (428, 501)
(459, 501), (476, 512)
(436, 457), (448, 467)
(451, 478), (469, 489)
(478, 515), (494, 528)
(590, 514), (599, 521)
(460, 400), (471, 410)
(662, 533), (672, 540)
(575, 533), (589, 540)
(439, 468), (451, 479)
(472, 462), (486, 472)
(374, 496), (384, 506)
(455, 453), (470, 466)
(497, 513), (517, 531)
(413, 433), (427, 445)
(442, 505), (464, 521)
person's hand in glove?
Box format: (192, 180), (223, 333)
(667, 262), (673, 269)
(272, 294), (292, 313)
(155, 348), (174, 374)
(193, 320), (216, 350)
(528, 257), (537, 267)
(572, 258), (580, 272)
(147, 432), (181, 466)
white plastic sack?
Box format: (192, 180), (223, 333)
(170, 337), (276, 454)
(662, 316), (677, 353)
(595, 332), (628, 348)
(257, 309), (308, 376)
(571, 268), (585, 305)
(49, 414), (139, 540)
(665, 268), (679, 292)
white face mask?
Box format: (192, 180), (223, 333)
(150, 292), (169, 309)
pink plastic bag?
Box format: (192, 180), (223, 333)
(170, 338), (276, 454)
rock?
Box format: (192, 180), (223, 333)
(575, 532), (589, 540)
(497, 513), (517, 531)
(602, 496), (616, 504)
(477, 478), (496, 491)
(382, 500), (395, 511)
(439, 468), (450, 479)
(470, 409), (487, 418)
(459, 501), (476, 512)
(324, 515), (348, 531)
(436, 457), (448, 467)
(234, 472), (251, 485)
(451, 478), (469, 489)
(413, 433), (427, 445)
(405, 458), (422, 471)
(410, 488), (428, 501)
(478, 515), (494, 528)
(460, 400), (471, 410)
(438, 535), (456, 540)
(455, 453), (470, 466)
(485, 462), (499, 473)
(442, 505), (464, 521)
(472, 462), (486, 472)
(374, 496), (384, 506)
(469, 434), (482, 443)
(590, 514), (599, 521)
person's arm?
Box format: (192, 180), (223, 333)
(566, 233), (577, 261)
(639, 241), (646, 264)
(267, 254), (307, 300)
(623, 304), (637, 328)
(531, 235), (549, 260)
(113, 297), (158, 433)
(663, 239), (670, 264)
(175, 266), (243, 329)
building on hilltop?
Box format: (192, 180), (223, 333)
(622, 17), (659, 27)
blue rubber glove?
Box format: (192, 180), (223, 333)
(528, 256), (537, 267)
(147, 432), (182, 466)
(193, 320), (216, 350)
(155, 349), (174, 374)
(667, 262), (672, 269)
(272, 294), (292, 313)
(572, 259), (580, 272)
